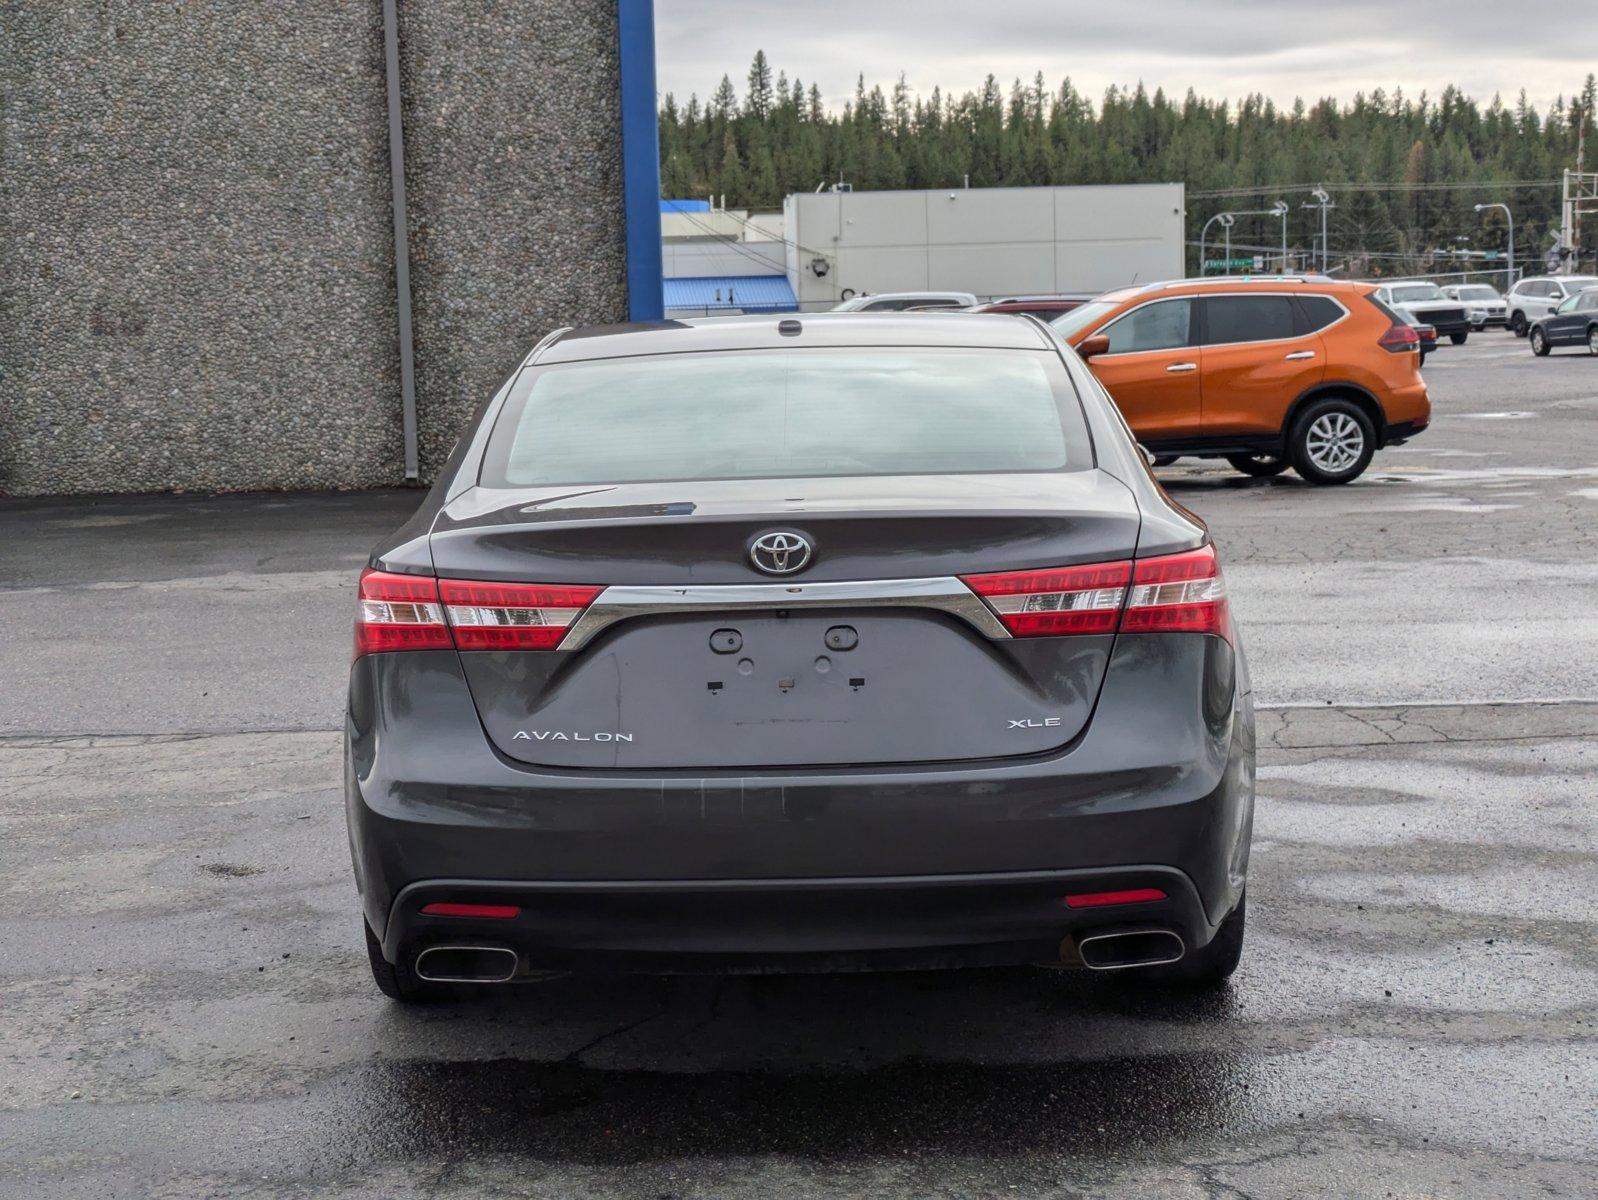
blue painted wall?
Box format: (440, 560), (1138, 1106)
(618, 0), (663, 322)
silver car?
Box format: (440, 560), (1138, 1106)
(1442, 283), (1506, 330)
(1504, 276), (1598, 337)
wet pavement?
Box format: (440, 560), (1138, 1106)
(2, 334), (1595, 1197)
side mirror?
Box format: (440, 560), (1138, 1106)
(1140, 445), (1158, 469)
(1077, 334), (1111, 360)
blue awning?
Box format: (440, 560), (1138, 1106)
(660, 198), (712, 213)
(663, 275), (797, 313)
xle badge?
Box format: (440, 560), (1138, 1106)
(1008, 717), (1062, 729)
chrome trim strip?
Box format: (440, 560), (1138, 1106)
(557, 577), (1010, 650)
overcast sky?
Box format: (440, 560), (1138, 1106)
(656, 0), (1598, 115)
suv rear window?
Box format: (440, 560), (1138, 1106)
(1294, 295), (1345, 332)
(1204, 295), (1297, 344)
(481, 348), (1094, 487)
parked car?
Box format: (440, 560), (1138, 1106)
(1413, 323), (1438, 363)
(1371, 281), (1471, 344)
(1505, 275), (1598, 337)
(349, 312), (1255, 1000)
(831, 290), (978, 312)
(971, 294), (1096, 320)
(1442, 283), (1507, 329)
(1050, 277), (1431, 484)
(1528, 285), (1598, 356)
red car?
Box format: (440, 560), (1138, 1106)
(970, 295), (1095, 320)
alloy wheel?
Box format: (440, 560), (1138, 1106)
(1304, 412), (1365, 474)
(1589, 328), (1598, 355)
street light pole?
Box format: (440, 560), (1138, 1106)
(1475, 202), (1515, 291)
(1271, 201), (1289, 271)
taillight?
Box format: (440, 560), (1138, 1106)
(1121, 545), (1229, 639)
(1378, 322), (1419, 352)
(961, 561), (1131, 636)
(354, 571), (601, 656)
(439, 580), (603, 650)
(355, 569), (451, 657)
(962, 545), (1230, 642)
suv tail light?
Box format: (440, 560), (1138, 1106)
(963, 545), (1230, 642)
(439, 581), (602, 650)
(354, 571), (601, 656)
(1377, 322), (1419, 353)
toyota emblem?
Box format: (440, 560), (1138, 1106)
(749, 531), (813, 575)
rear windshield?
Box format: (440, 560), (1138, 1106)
(1049, 300), (1118, 338)
(1456, 286), (1499, 299)
(480, 348), (1093, 487)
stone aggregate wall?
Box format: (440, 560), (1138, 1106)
(0, 1), (628, 496)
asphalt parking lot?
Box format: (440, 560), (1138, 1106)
(2, 333), (1595, 1198)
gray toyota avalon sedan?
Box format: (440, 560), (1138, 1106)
(345, 313), (1255, 1001)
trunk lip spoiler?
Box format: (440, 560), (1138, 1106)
(556, 577), (1011, 651)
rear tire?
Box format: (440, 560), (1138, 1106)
(1449, 331), (1468, 345)
(365, 921), (444, 1003)
(1510, 311), (1528, 337)
(1587, 327), (1598, 355)
(1530, 327), (1551, 356)
(1287, 398), (1375, 485)
(1225, 453), (1290, 478)
(1131, 894), (1245, 986)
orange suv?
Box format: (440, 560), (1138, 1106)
(1051, 277), (1430, 484)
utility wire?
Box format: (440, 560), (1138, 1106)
(1191, 179), (1562, 199)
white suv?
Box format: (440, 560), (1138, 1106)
(1505, 276), (1598, 337)
(831, 291), (979, 312)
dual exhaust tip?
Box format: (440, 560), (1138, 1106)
(413, 944), (519, 984)
(1075, 927), (1185, 970)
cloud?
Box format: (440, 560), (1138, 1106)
(656, 0), (1598, 114)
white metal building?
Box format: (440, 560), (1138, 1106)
(782, 183), (1185, 308)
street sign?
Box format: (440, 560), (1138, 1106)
(1203, 258), (1256, 270)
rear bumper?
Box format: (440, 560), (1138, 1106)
(381, 866), (1213, 973)
(346, 634), (1254, 972)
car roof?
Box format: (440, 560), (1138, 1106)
(1092, 276), (1367, 305)
(535, 312), (1054, 363)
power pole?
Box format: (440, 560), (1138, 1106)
(1563, 99), (1596, 273)
(1303, 188), (1334, 272)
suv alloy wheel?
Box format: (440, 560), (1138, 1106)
(1288, 397), (1376, 485)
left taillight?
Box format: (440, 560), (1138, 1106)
(354, 569), (451, 657)
(354, 571), (603, 657)
(438, 580), (602, 650)
(962, 544), (1230, 642)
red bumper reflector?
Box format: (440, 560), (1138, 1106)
(1063, 887), (1167, 909)
(419, 902), (521, 919)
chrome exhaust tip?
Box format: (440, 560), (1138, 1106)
(1076, 927), (1185, 970)
(413, 944), (519, 983)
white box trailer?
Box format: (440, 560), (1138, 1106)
(783, 183), (1184, 308)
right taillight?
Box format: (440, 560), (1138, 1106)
(1378, 322), (1419, 352)
(960, 561), (1132, 637)
(1121, 545), (1230, 640)
(962, 544), (1230, 642)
